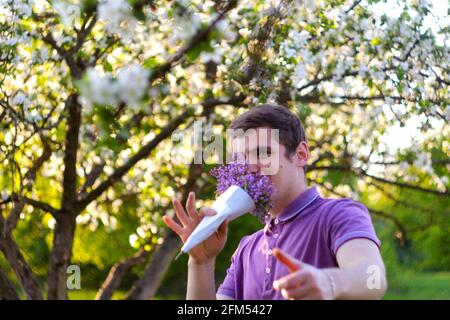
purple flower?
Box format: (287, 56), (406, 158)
(210, 161), (276, 222)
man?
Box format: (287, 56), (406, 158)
(163, 104), (387, 300)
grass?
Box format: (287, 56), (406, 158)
(68, 290), (126, 300)
(383, 272), (450, 300)
(64, 272), (450, 300)
(67, 290), (183, 300)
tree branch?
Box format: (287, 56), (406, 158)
(237, 0), (292, 84)
(0, 265), (19, 300)
(67, 13), (98, 57)
(310, 165), (449, 197)
(4, 194), (60, 217)
(0, 210), (43, 300)
(148, 0), (237, 84)
(95, 247), (150, 300)
(79, 162), (106, 198)
(41, 32), (83, 79)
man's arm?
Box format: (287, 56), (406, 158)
(273, 239), (387, 300)
(187, 258), (217, 300)
(325, 238), (387, 299)
(187, 257), (236, 300)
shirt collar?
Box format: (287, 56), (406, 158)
(266, 185), (320, 225)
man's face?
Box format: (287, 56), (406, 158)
(231, 127), (307, 207)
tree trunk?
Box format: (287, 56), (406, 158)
(125, 232), (180, 300)
(47, 94), (81, 300)
(47, 213), (77, 300)
(0, 266), (19, 300)
(96, 248), (149, 300)
(0, 230), (43, 299)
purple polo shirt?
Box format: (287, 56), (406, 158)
(217, 185), (381, 300)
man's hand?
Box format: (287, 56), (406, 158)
(273, 248), (334, 300)
(162, 192), (229, 265)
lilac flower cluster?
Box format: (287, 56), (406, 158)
(210, 161), (276, 222)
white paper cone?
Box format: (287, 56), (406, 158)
(180, 186), (255, 254)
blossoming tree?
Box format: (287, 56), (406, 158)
(0, 0), (448, 299)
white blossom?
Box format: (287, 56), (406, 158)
(116, 64), (150, 110)
(98, 0), (137, 42)
(413, 152), (434, 175)
(334, 60), (347, 79)
(444, 105), (450, 120)
(26, 109), (43, 123)
(299, 48), (312, 62)
(282, 45), (297, 59)
(80, 68), (117, 111)
(53, 0), (81, 28)
(370, 68), (385, 81)
(385, 97), (395, 106)
(7, 0), (34, 18)
(289, 30), (309, 48)
(238, 28), (251, 38)
(292, 63), (307, 88)
(168, 13), (201, 45)
(358, 64), (369, 77)
(266, 90), (278, 103)
(129, 233), (139, 247)
(31, 47), (49, 63)
(12, 92), (28, 106)
(199, 45), (226, 64)
(399, 61), (409, 72)
(399, 23), (413, 39)
(441, 176), (449, 185)
(215, 20), (237, 42)
(399, 161), (409, 171)
(1, 189), (9, 201)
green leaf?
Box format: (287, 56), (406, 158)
(371, 37), (381, 46)
(132, 7), (147, 21)
(103, 60), (113, 72)
(143, 56), (162, 69)
(82, 0), (97, 15)
(186, 35), (213, 62)
(117, 127), (131, 140)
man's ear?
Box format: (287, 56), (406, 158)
(293, 141), (309, 168)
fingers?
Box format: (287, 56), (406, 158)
(173, 191), (217, 227)
(217, 219), (228, 238)
(172, 197), (190, 226)
(162, 215), (183, 237)
(273, 270), (311, 291)
(273, 248), (302, 272)
(199, 207), (217, 217)
(186, 192), (196, 217)
(281, 284), (315, 300)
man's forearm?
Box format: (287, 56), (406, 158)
(187, 258), (217, 300)
(325, 263), (387, 299)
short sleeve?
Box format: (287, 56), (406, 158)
(217, 236), (248, 299)
(329, 199), (381, 257)
(216, 254), (237, 299)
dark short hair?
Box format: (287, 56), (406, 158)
(230, 104), (308, 168)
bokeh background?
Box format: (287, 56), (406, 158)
(0, 0), (448, 299)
